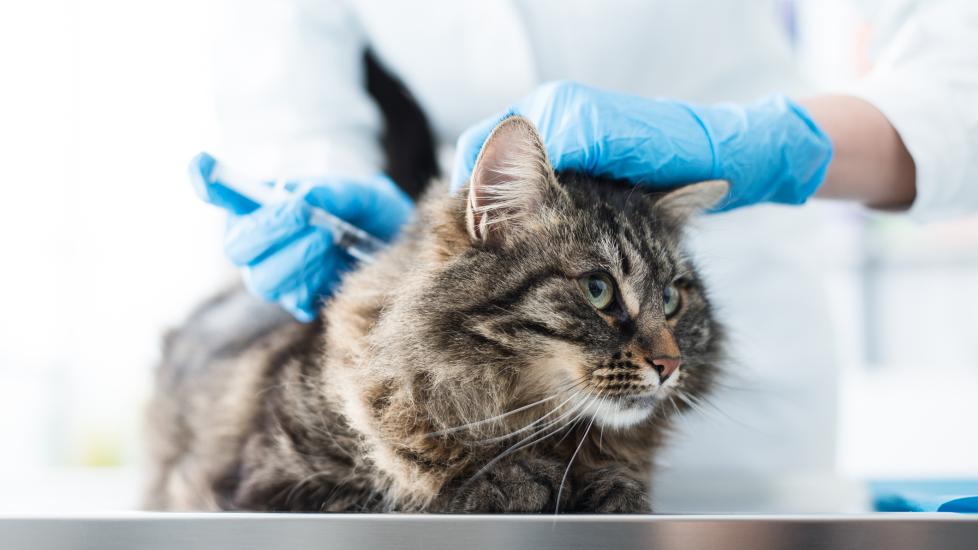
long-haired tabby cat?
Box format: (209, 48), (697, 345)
(146, 116), (727, 514)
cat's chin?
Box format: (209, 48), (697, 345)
(586, 394), (658, 429)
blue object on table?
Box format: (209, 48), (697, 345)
(938, 497), (978, 513)
(871, 480), (978, 513)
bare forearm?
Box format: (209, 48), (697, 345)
(798, 95), (916, 210)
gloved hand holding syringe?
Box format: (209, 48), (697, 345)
(188, 152), (414, 321)
(189, 152), (388, 264)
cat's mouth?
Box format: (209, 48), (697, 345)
(582, 391), (663, 429)
(579, 359), (683, 428)
(620, 394), (658, 409)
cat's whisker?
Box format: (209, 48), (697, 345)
(468, 377), (590, 445)
(431, 375), (589, 443)
(554, 374), (589, 391)
(554, 413), (597, 515)
(673, 390), (701, 412)
(613, 393), (624, 432)
(500, 392), (594, 450)
(552, 390), (602, 447)
(598, 420), (606, 452)
(556, 396), (598, 452)
(463, 393), (597, 486)
(473, 389), (584, 445)
(674, 390), (727, 424)
(668, 395), (682, 417)
(424, 393), (563, 438)
(683, 391), (752, 430)
(530, 393), (595, 445)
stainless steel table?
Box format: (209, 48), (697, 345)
(2, 513), (977, 550)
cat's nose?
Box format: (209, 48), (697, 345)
(636, 326), (681, 383)
(648, 356), (682, 383)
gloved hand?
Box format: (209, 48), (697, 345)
(452, 81), (833, 210)
(222, 175), (413, 322)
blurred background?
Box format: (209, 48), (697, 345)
(1, 0), (976, 512)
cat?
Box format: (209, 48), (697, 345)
(145, 115), (727, 513)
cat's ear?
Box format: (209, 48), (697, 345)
(655, 180), (730, 221)
(465, 115), (559, 247)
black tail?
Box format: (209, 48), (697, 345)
(364, 50), (439, 200)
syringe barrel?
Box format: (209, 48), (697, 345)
(207, 160), (385, 263)
(308, 209), (385, 263)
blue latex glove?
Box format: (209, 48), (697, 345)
(872, 479), (978, 514)
(220, 174), (413, 322)
(451, 81), (833, 210)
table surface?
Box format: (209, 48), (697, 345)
(2, 512), (977, 550)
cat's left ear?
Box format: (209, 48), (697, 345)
(465, 115), (561, 247)
(654, 180), (730, 222)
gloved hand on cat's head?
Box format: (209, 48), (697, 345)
(451, 81), (833, 211)
(222, 175), (413, 322)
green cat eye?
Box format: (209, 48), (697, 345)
(579, 273), (615, 310)
(663, 284), (681, 317)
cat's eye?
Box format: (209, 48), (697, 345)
(578, 273), (615, 310)
(663, 284), (682, 317)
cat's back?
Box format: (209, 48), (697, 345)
(144, 184), (450, 512)
(144, 286), (317, 510)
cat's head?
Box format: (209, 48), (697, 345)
(391, 116), (725, 432)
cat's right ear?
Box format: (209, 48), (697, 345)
(654, 180), (730, 222)
(465, 116), (560, 247)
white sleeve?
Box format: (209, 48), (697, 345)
(845, 0), (978, 221)
(213, 0), (383, 180)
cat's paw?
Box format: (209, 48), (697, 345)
(573, 467), (651, 513)
(435, 457), (572, 513)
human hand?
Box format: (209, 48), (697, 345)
(452, 81), (832, 210)
(221, 174), (412, 322)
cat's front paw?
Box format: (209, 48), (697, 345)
(434, 457), (572, 513)
(573, 467), (651, 513)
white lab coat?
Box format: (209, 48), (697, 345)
(213, 0), (978, 511)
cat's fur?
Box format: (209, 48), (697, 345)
(145, 116), (727, 513)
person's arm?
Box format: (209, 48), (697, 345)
(214, 0), (384, 179)
(840, 0), (978, 220)
(799, 95), (916, 210)
(452, 2), (977, 219)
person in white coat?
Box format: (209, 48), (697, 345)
(210, 0), (978, 511)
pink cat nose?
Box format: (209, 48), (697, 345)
(649, 356), (682, 383)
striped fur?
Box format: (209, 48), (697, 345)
(145, 118), (726, 513)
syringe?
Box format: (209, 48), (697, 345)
(189, 152), (386, 264)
